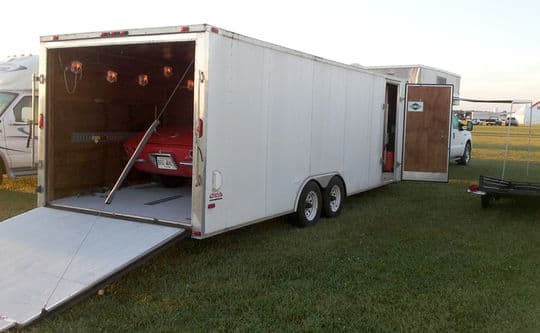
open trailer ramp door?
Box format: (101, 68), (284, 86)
(402, 84), (453, 182)
(0, 207), (187, 330)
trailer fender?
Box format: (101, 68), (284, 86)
(293, 173), (344, 212)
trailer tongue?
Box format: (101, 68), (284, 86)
(0, 207), (187, 330)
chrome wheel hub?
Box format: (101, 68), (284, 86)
(304, 191), (318, 221)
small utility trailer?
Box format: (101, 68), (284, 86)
(0, 24), (457, 330)
(466, 98), (539, 207)
(476, 175), (540, 208)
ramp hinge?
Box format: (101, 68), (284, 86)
(36, 185), (43, 193)
(199, 71), (205, 83)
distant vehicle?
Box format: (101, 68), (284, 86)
(450, 113), (473, 165)
(0, 55), (39, 184)
(506, 117), (519, 126)
(485, 116), (502, 126)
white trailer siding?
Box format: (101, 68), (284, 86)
(203, 32), (394, 236)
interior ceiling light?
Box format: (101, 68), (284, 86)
(163, 66), (173, 78)
(138, 74), (149, 87)
(70, 60), (82, 74)
(106, 70), (118, 83)
(186, 79), (194, 91)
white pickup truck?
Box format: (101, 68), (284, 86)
(450, 113), (472, 165)
(0, 55), (38, 184)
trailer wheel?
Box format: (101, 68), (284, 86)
(295, 181), (322, 227)
(323, 177), (345, 218)
(481, 194), (492, 208)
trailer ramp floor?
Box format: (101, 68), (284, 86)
(0, 207), (187, 330)
(50, 183), (192, 224)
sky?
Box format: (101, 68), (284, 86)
(1, 0), (538, 110)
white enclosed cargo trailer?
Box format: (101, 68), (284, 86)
(0, 24), (455, 330)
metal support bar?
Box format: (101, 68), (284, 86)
(31, 73), (37, 168)
(501, 103), (514, 180)
(104, 120), (160, 204)
(526, 104), (533, 179)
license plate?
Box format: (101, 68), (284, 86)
(155, 155), (177, 170)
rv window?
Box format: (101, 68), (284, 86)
(0, 92), (17, 116)
(13, 95), (38, 122)
(436, 76), (447, 85)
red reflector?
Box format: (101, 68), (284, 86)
(208, 203), (216, 209)
(110, 31), (117, 36)
(100, 32), (109, 37)
(52, 35), (59, 41)
(193, 231), (202, 237)
(180, 26), (190, 32)
(210, 27), (219, 33)
(119, 31), (128, 36)
(196, 118), (204, 138)
(38, 113), (44, 129)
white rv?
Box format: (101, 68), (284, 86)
(0, 55), (39, 183)
(365, 64), (461, 97)
(0, 25), (457, 330)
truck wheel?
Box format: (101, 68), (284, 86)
(295, 181), (322, 227)
(323, 176), (345, 218)
(459, 142), (471, 165)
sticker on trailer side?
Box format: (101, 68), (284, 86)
(408, 101), (424, 112)
(209, 191), (223, 201)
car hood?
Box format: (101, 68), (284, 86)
(126, 127), (193, 147)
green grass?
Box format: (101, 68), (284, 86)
(0, 176), (36, 220)
(2, 126), (540, 331)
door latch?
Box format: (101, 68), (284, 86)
(35, 74), (45, 84)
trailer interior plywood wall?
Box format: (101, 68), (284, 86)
(46, 42), (195, 200)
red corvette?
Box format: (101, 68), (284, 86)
(123, 127), (193, 183)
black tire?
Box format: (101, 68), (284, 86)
(481, 194), (492, 208)
(323, 176), (345, 218)
(0, 161), (4, 185)
(458, 142), (471, 165)
(295, 181), (322, 227)
(159, 175), (183, 188)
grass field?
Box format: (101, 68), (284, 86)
(2, 125), (540, 332)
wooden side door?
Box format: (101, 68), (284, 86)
(402, 84), (453, 182)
